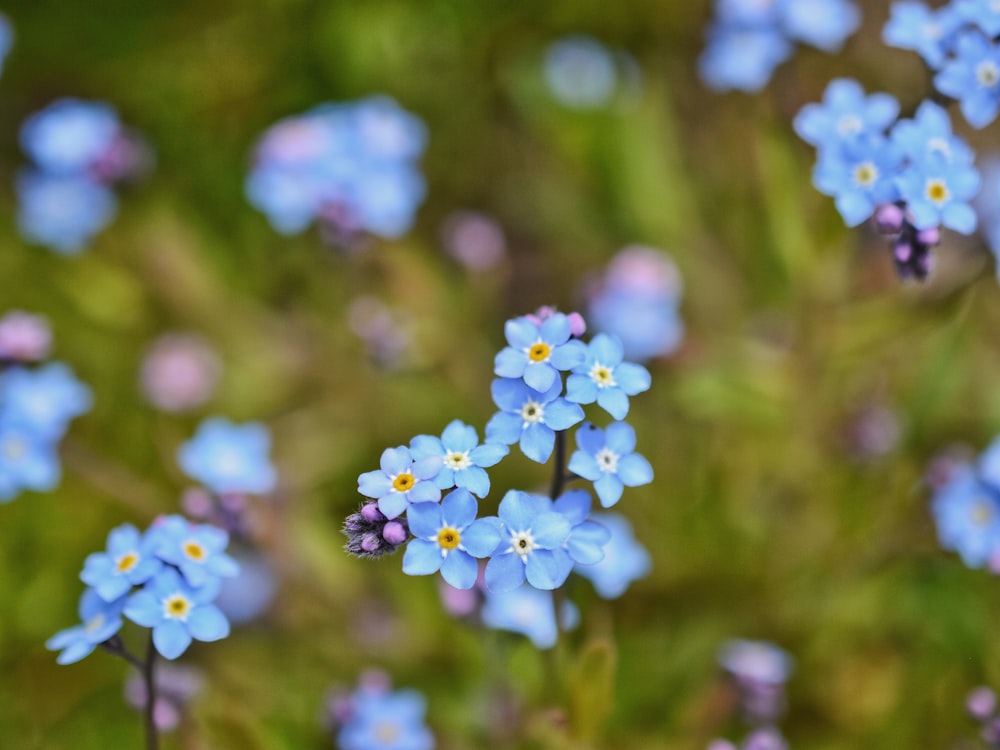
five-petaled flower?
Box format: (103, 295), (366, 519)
(358, 445), (442, 519)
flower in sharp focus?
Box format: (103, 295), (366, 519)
(934, 31), (1000, 129)
(409, 420), (508, 498)
(896, 151), (980, 233)
(357, 446), (442, 520)
(573, 512), (652, 598)
(46, 588), (124, 665)
(124, 568), (230, 660)
(481, 583), (579, 649)
(793, 78), (899, 150)
(565, 333), (651, 420)
(494, 312), (587, 392)
(151, 515), (240, 588)
(337, 688), (435, 750)
(81, 523), (163, 602)
(485, 377), (584, 464)
(177, 417), (277, 495)
(882, 1), (963, 69)
(484, 490), (573, 593)
(402, 489), (501, 589)
(568, 422), (653, 508)
(0, 362), (92, 439)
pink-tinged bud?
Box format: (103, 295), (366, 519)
(441, 211), (507, 271)
(382, 521), (407, 545)
(566, 312), (586, 337)
(360, 533), (381, 553)
(916, 226), (940, 246)
(181, 488), (214, 519)
(0, 311), (52, 361)
(140, 334), (221, 412)
(219, 492), (248, 513)
(968, 686), (997, 721)
(892, 238), (913, 263)
(872, 204), (904, 235)
(360, 503), (384, 523)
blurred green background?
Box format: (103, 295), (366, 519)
(2, 0), (1000, 747)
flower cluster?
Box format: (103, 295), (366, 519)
(16, 98), (150, 253)
(46, 514), (238, 663)
(884, 0), (1000, 129)
(709, 639), (793, 750)
(325, 672), (434, 750)
(346, 308), (654, 646)
(699, 0), (860, 93)
(0, 311), (91, 503)
(795, 79), (980, 280)
(928, 437), (1000, 569)
(246, 96), (427, 243)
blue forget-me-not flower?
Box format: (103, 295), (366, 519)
(484, 490), (573, 593)
(409, 420), (507, 498)
(357, 445), (442, 519)
(45, 588), (125, 665)
(485, 377), (585, 463)
(565, 333), (651, 420)
(177, 417), (277, 496)
(568, 422), (653, 508)
(81, 523), (163, 602)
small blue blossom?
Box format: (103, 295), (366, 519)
(484, 490), (573, 593)
(213, 547), (277, 625)
(955, 0), (1000, 37)
(573, 512), (652, 598)
(45, 588), (125, 665)
(338, 688), (434, 750)
(494, 312), (587, 392)
(565, 333), (651, 420)
(19, 99), (121, 175)
(890, 100), (975, 166)
(812, 134), (904, 227)
(177, 417), (277, 495)
(409, 420), (507, 497)
(481, 583), (580, 649)
(0, 417), (61, 502)
(883, 1), (963, 69)
(934, 31), (1000, 129)
(16, 171), (117, 254)
(793, 78), (899, 150)
(357, 445), (442, 519)
(699, 26), (793, 93)
(0, 363), (92, 439)
(568, 422), (653, 508)
(124, 568), (231, 660)
(81, 523), (163, 602)
(485, 377), (585, 463)
(151, 515), (240, 588)
(931, 466), (1000, 568)
(402, 489), (501, 589)
(896, 151), (980, 233)
(543, 35), (619, 109)
(552, 489), (612, 565)
(780, 0), (860, 53)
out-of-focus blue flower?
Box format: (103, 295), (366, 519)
(409, 420), (507, 498)
(781, 0), (860, 52)
(552, 490), (611, 565)
(213, 546), (277, 625)
(700, 26), (792, 93)
(338, 688), (434, 750)
(16, 170), (117, 254)
(481, 583), (579, 649)
(403, 489), (501, 589)
(896, 152), (980, 233)
(485, 377), (585, 463)
(793, 78), (899, 150)
(81, 523), (163, 602)
(0, 14), (12, 78)
(935, 31), (1000, 129)
(890, 100), (975, 166)
(20, 99), (121, 175)
(573, 512), (651, 598)
(124, 568), (230, 660)
(0, 417), (60, 502)
(883, 1), (963, 69)
(568, 422), (653, 508)
(586, 246), (684, 363)
(45, 588), (124, 665)
(357, 446), (442, 520)
(565, 333), (651, 420)
(484, 490), (573, 593)
(955, 0), (1000, 37)
(973, 153), (1000, 275)
(494, 313), (587, 393)
(177, 417), (277, 496)
(812, 134), (904, 226)
(543, 35), (619, 109)
(246, 97), (427, 240)
(718, 639), (794, 685)
(151, 514), (240, 588)
(0, 363), (92, 439)
(931, 466), (1000, 568)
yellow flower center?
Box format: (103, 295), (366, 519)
(164, 594), (191, 620)
(437, 526), (461, 550)
(527, 342), (551, 363)
(854, 162), (878, 188)
(926, 179), (949, 205)
(183, 540), (207, 562)
(375, 723), (400, 743)
(115, 552), (139, 573)
(392, 472), (415, 492)
(84, 613), (105, 634)
(589, 362), (616, 388)
(444, 450), (471, 470)
(972, 498), (994, 527)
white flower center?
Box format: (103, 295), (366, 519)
(588, 361), (617, 388)
(444, 450), (472, 470)
(595, 447), (620, 473)
(510, 530), (535, 558)
(977, 60), (1000, 89)
(520, 400), (545, 424)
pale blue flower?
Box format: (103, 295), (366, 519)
(955, 0), (1000, 37)
(934, 31), (1000, 129)
(931, 466), (1000, 568)
(793, 78), (899, 150)
(409, 420), (507, 497)
(573, 512), (651, 598)
(883, 1), (963, 69)
(481, 583), (579, 649)
(485, 378), (584, 463)
(177, 417), (277, 495)
(0, 363), (91, 439)
(896, 151), (980, 233)
(544, 35), (618, 109)
(781, 0), (860, 52)
(80, 523), (163, 602)
(338, 688), (434, 750)
(0, 417), (61, 502)
(20, 98), (120, 175)
(46, 588), (124, 665)
(494, 312), (587, 392)
(357, 445), (442, 519)
(151, 514), (240, 588)
(484, 490), (573, 593)
(700, 26), (792, 93)
(890, 100), (975, 166)
(552, 490), (611, 565)
(16, 170), (117, 254)
(812, 134), (904, 226)
(568, 422), (653, 507)
(565, 333), (651, 419)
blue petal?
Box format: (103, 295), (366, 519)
(123, 590), (162, 627)
(441, 420), (477, 451)
(605, 422), (638, 454)
(358, 470), (391, 498)
(565, 373), (598, 404)
(377, 493), (408, 520)
(575, 422), (605, 453)
(543, 399), (584, 431)
(469, 442), (507, 468)
(553, 489), (592, 524)
(379, 446), (411, 475)
(457, 466), (490, 497)
(504, 318), (539, 349)
(595, 474), (625, 507)
(568, 450), (601, 481)
(550, 339), (587, 370)
(498, 490), (538, 531)
(531, 512), (572, 548)
(462, 518), (503, 557)
(618, 453), (654, 486)
(407, 501), (443, 538)
(539, 314), (570, 344)
(56, 639), (96, 665)
(494, 347), (527, 379)
(525, 549), (572, 590)
(485, 552), (525, 593)
(442, 488), (477, 528)
(942, 202), (978, 234)
(407, 481), (441, 503)
(520, 422), (555, 463)
(589, 334), (624, 366)
(596, 388), (629, 419)
(186, 605), (230, 642)
(835, 189), (875, 227)
(153, 620), (192, 660)
(490, 377), (529, 412)
(485, 412), (524, 446)
(403, 539), (444, 575)
(523, 361), (557, 392)
(409, 434), (443, 461)
(412, 455), (443, 480)
(441, 550), (477, 589)
(615, 362), (651, 395)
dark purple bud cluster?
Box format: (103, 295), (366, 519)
(343, 502), (410, 558)
(873, 204), (940, 281)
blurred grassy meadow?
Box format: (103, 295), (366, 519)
(3, 0), (1000, 748)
